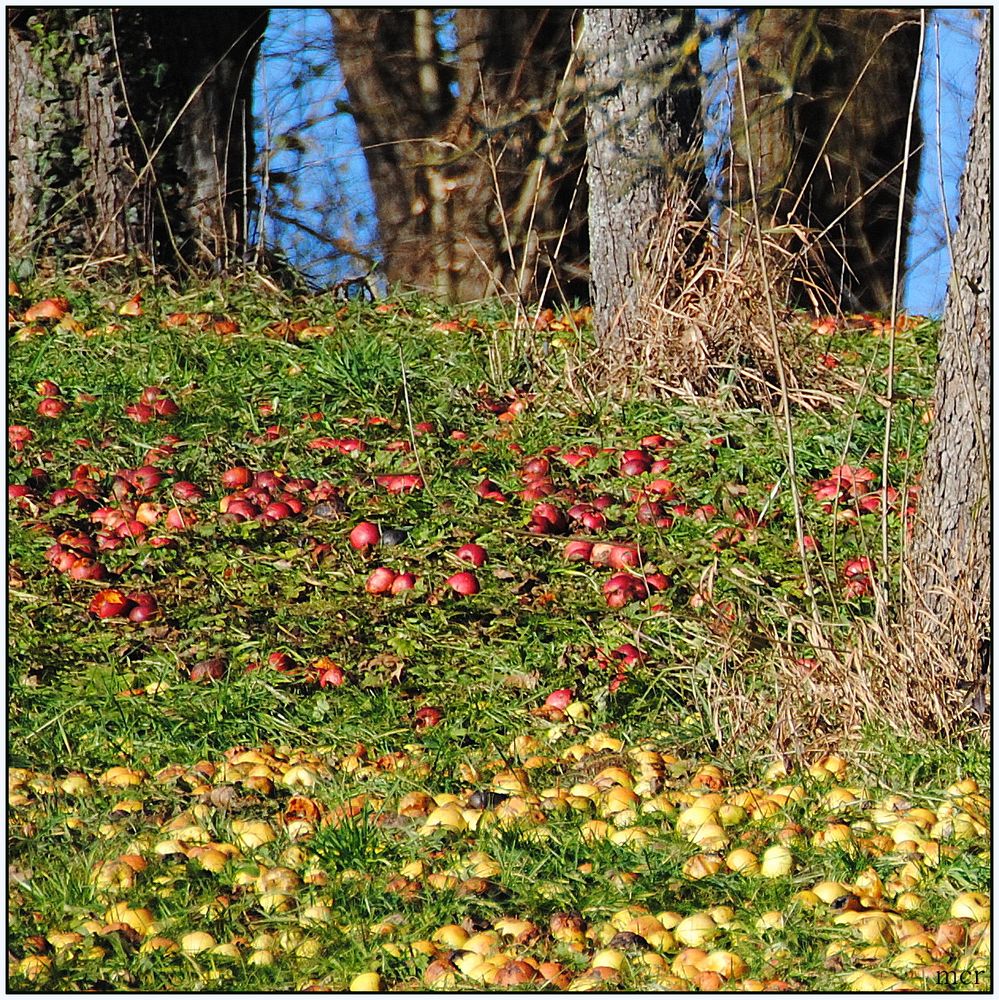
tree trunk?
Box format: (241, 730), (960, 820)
(583, 8), (702, 352)
(6, 8), (265, 271)
(141, 9), (267, 265)
(330, 8), (588, 303)
(726, 9), (923, 312)
(8, 10), (56, 252)
(906, 15), (990, 719)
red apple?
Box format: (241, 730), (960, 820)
(8, 425), (34, 450)
(36, 379), (61, 397)
(544, 688), (573, 710)
(115, 519), (146, 539)
(318, 664), (346, 687)
(375, 473), (423, 494)
(563, 540), (594, 562)
(127, 593), (159, 622)
(475, 478), (508, 502)
(89, 589), (133, 619)
(254, 469), (282, 491)
(37, 398), (67, 419)
(608, 545), (639, 570)
(589, 542), (615, 567)
(124, 402), (155, 423)
(129, 466), (163, 494)
(190, 657), (225, 682)
(647, 478), (676, 498)
(135, 502), (163, 526)
(522, 456), (550, 479)
(171, 481), (204, 503)
(153, 397), (180, 418)
(220, 499), (257, 522)
(413, 706), (444, 730)
(711, 527), (743, 551)
(58, 530), (95, 554)
(268, 651), (295, 672)
(68, 558), (106, 582)
(350, 521), (381, 550)
(366, 567), (397, 594)
(390, 572), (416, 594)
(455, 543), (487, 567)
(262, 501), (293, 521)
(611, 643), (644, 665)
(581, 511), (607, 532)
(843, 555), (874, 579)
(220, 466), (252, 489)
(446, 571), (479, 596)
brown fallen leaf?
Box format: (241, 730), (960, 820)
(501, 671), (540, 690)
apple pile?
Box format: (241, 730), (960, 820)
(810, 464), (917, 523)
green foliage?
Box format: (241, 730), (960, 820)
(6, 278), (987, 992)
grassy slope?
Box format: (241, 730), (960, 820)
(7, 277), (989, 991)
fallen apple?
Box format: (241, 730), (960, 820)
(36, 398), (67, 419)
(413, 706), (444, 730)
(366, 567), (397, 594)
(35, 379), (61, 397)
(390, 572), (416, 594)
(89, 589), (133, 619)
(350, 521), (381, 550)
(544, 688), (573, 710)
(220, 466), (252, 489)
(563, 540), (593, 562)
(446, 571), (479, 596)
(318, 664), (346, 687)
(190, 658), (225, 682)
(455, 543), (487, 567)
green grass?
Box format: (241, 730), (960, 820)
(7, 275), (989, 991)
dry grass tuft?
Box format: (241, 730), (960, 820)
(584, 194), (842, 408)
(762, 595), (989, 749)
(697, 564), (988, 753)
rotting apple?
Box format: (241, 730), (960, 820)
(544, 688), (573, 710)
(318, 663), (346, 687)
(455, 543), (487, 567)
(563, 540), (593, 562)
(127, 593), (159, 622)
(413, 706), (444, 730)
(36, 398), (67, 419)
(89, 589), (134, 619)
(190, 658), (225, 682)
(171, 481), (204, 503)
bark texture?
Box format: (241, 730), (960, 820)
(727, 9), (923, 311)
(7, 8), (265, 269)
(583, 8), (702, 351)
(330, 8), (587, 303)
(906, 15), (990, 716)
(8, 10), (53, 246)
